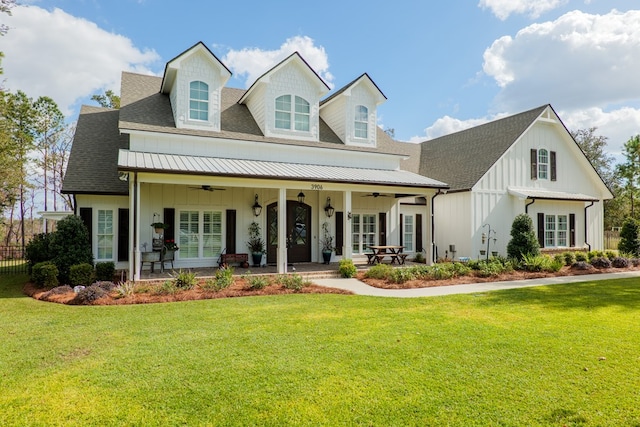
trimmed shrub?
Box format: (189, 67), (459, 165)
(49, 215), (93, 284)
(562, 251), (576, 266)
(95, 262), (115, 282)
(611, 257), (630, 268)
(172, 269), (197, 289)
(244, 275), (270, 290)
(506, 214), (540, 261)
(590, 256), (612, 269)
(94, 281), (117, 292)
(338, 259), (357, 278)
(41, 285), (73, 299)
(69, 263), (95, 286)
(618, 217), (640, 256)
(389, 268), (415, 284)
(31, 261), (59, 288)
(213, 266), (234, 290)
(71, 285), (107, 305)
(364, 263), (393, 280)
(605, 250), (617, 260)
(575, 252), (588, 262)
(571, 261), (593, 271)
(632, 258), (640, 267)
(413, 252), (426, 263)
(25, 233), (53, 270)
(278, 274), (308, 291)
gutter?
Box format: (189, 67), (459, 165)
(431, 190), (446, 263)
(525, 198), (536, 214)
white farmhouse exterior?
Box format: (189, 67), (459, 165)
(62, 42), (612, 280)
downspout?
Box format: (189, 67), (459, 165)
(133, 172), (138, 280)
(525, 198), (536, 214)
(584, 201), (595, 251)
(431, 190), (444, 263)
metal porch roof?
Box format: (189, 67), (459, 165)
(118, 150), (448, 189)
(508, 187), (600, 202)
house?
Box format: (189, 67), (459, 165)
(418, 105), (613, 261)
(62, 42), (612, 280)
(62, 42), (447, 280)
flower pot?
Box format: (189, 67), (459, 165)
(492, 251), (499, 257)
(322, 251), (332, 264)
(154, 227), (164, 234)
(479, 250), (486, 256)
(252, 252), (263, 267)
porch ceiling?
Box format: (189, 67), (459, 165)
(507, 187), (600, 202)
(118, 150), (448, 189)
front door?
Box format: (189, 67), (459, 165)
(266, 201), (312, 264)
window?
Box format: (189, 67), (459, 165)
(275, 95), (309, 131)
(403, 215), (414, 252)
(352, 214), (376, 253)
(354, 105), (368, 139)
(178, 210), (223, 259)
(545, 214), (568, 247)
(97, 209), (113, 260)
(538, 149), (548, 179)
(189, 81), (209, 121)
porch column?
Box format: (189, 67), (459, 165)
(343, 191), (352, 259)
(132, 175), (141, 281)
(277, 188), (287, 274)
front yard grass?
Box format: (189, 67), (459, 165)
(1, 273), (639, 426)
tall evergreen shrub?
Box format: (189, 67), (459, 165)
(618, 217), (640, 256)
(506, 214), (540, 261)
(49, 215), (93, 284)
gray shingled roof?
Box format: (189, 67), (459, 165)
(62, 105), (129, 195)
(419, 105), (548, 191)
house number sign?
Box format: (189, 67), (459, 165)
(311, 184), (323, 190)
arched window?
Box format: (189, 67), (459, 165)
(275, 95), (309, 131)
(189, 81), (209, 121)
(538, 149), (549, 179)
(354, 105), (368, 139)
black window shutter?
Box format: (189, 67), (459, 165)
(335, 212), (344, 256)
(163, 208), (175, 243)
(569, 213), (576, 247)
(399, 214), (404, 246)
(416, 214), (423, 253)
(117, 208), (129, 262)
(531, 149), (538, 180)
(550, 151), (557, 181)
(379, 212), (387, 246)
(79, 208), (93, 247)
(226, 210), (236, 254)
(537, 212), (545, 248)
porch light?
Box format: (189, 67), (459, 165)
(481, 232), (486, 245)
(297, 192), (305, 204)
(252, 194), (262, 217)
(324, 197), (334, 218)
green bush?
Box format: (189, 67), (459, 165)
(618, 217), (640, 256)
(212, 266), (234, 291)
(277, 274), (308, 291)
(244, 275), (270, 290)
(428, 264), (455, 280)
(31, 261), (59, 288)
(451, 262), (472, 277)
(172, 269), (197, 289)
(95, 262), (115, 282)
(155, 280), (177, 295)
(611, 257), (630, 268)
(506, 214), (540, 261)
(605, 250), (617, 260)
(69, 263), (95, 286)
(71, 285), (107, 305)
(49, 215), (93, 284)
(562, 251), (576, 266)
(338, 259), (357, 278)
(25, 233), (53, 270)
(364, 263), (393, 280)
(413, 252), (425, 263)
(389, 268), (415, 284)
(590, 256), (612, 269)
(575, 252), (588, 262)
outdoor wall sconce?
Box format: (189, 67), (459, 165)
(324, 197), (334, 218)
(347, 211), (352, 220)
(252, 194), (262, 217)
(297, 192), (305, 204)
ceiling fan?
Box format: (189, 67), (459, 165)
(188, 185), (226, 192)
(361, 192), (391, 198)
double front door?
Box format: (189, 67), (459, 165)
(266, 201), (311, 264)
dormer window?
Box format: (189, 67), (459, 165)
(354, 105), (368, 139)
(275, 95), (310, 132)
(189, 81), (209, 121)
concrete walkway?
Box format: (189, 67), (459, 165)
(312, 270), (640, 298)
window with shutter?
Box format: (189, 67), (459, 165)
(531, 149), (538, 180)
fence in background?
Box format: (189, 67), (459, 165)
(0, 246), (28, 274)
(604, 230), (620, 251)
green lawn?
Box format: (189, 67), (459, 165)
(1, 274), (639, 426)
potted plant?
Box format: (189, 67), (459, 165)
(151, 222), (169, 234)
(247, 221), (265, 267)
(320, 222), (335, 264)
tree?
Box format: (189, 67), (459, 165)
(91, 90), (120, 109)
(571, 127), (614, 186)
(506, 214), (540, 261)
(618, 217), (640, 256)
(0, 0), (16, 77)
(616, 135), (640, 220)
(49, 215), (93, 284)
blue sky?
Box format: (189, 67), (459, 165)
(2, 0), (639, 159)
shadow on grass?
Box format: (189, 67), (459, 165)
(480, 278), (640, 311)
(0, 273), (30, 299)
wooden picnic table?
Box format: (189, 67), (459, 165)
(366, 245), (407, 265)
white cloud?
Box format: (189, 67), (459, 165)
(483, 10), (640, 112)
(222, 36), (334, 89)
(2, 5), (160, 115)
(408, 113), (507, 142)
(478, 0), (568, 20)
